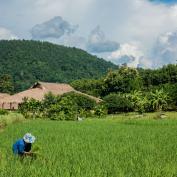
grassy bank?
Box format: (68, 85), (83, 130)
(0, 113), (177, 177)
(0, 112), (24, 130)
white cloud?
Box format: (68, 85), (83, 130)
(152, 30), (177, 67)
(31, 16), (78, 39)
(108, 42), (152, 68)
(1, 0), (177, 67)
(87, 26), (119, 53)
(0, 27), (17, 40)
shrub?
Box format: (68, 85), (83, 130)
(130, 91), (150, 114)
(94, 104), (108, 117)
(61, 92), (97, 111)
(19, 98), (42, 119)
(0, 109), (9, 115)
(103, 93), (134, 114)
(148, 89), (169, 112)
(42, 92), (61, 109)
(19, 92), (99, 121)
(44, 96), (78, 121)
(78, 109), (93, 118)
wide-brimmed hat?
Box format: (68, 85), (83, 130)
(23, 133), (36, 143)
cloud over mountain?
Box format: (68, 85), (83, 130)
(87, 26), (119, 53)
(31, 16), (78, 39)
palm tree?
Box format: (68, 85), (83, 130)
(130, 91), (148, 114)
(150, 89), (169, 112)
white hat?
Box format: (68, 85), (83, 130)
(23, 133), (36, 143)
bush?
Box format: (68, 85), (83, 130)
(103, 93), (134, 114)
(44, 96), (78, 121)
(62, 92), (97, 111)
(19, 98), (42, 119)
(94, 104), (108, 117)
(19, 92), (101, 121)
(0, 109), (9, 115)
(130, 91), (149, 114)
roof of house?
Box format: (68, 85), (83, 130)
(0, 93), (10, 100)
(0, 82), (102, 104)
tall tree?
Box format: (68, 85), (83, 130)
(103, 66), (142, 95)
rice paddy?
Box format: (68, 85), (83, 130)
(1, 113), (177, 177)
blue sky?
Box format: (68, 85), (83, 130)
(152, 0), (177, 4)
(0, 0), (177, 68)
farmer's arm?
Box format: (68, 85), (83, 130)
(23, 151), (32, 156)
(19, 143), (32, 155)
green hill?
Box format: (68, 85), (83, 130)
(0, 40), (116, 92)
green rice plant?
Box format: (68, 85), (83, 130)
(0, 113), (177, 177)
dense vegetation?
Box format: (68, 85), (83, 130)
(0, 40), (116, 92)
(16, 65), (177, 119)
(71, 65), (177, 113)
(19, 92), (106, 120)
(1, 114), (177, 177)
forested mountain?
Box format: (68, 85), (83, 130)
(0, 40), (116, 92)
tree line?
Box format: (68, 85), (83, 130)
(71, 64), (177, 114)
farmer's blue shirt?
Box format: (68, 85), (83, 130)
(12, 139), (25, 155)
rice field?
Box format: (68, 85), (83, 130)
(1, 113), (177, 177)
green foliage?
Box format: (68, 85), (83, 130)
(103, 93), (134, 114)
(70, 79), (104, 97)
(42, 92), (61, 109)
(130, 91), (149, 114)
(0, 74), (14, 93)
(103, 67), (142, 95)
(19, 98), (42, 119)
(45, 96), (78, 121)
(70, 65), (177, 113)
(0, 40), (116, 92)
(138, 64), (177, 89)
(148, 89), (169, 112)
(62, 91), (97, 111)
(19, 92), (99, 120)
(163, 83), (177, 109)
(93, 104), (108, 117)
(0, 109), (9, 115)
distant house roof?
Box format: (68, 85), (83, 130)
(0, 93), (10, 99)
(0, 82), (102, 105)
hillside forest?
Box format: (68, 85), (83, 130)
(0, 40), (116, 92)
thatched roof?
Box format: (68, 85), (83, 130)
(0, 82), (101, 104)
(0, 93), (10, 99)
(74, 90), (102, 103)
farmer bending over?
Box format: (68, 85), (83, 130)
(12, 133), (36, 156)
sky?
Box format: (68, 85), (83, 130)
(151, 0), (177, 4)
(1, 0), (177, 68)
